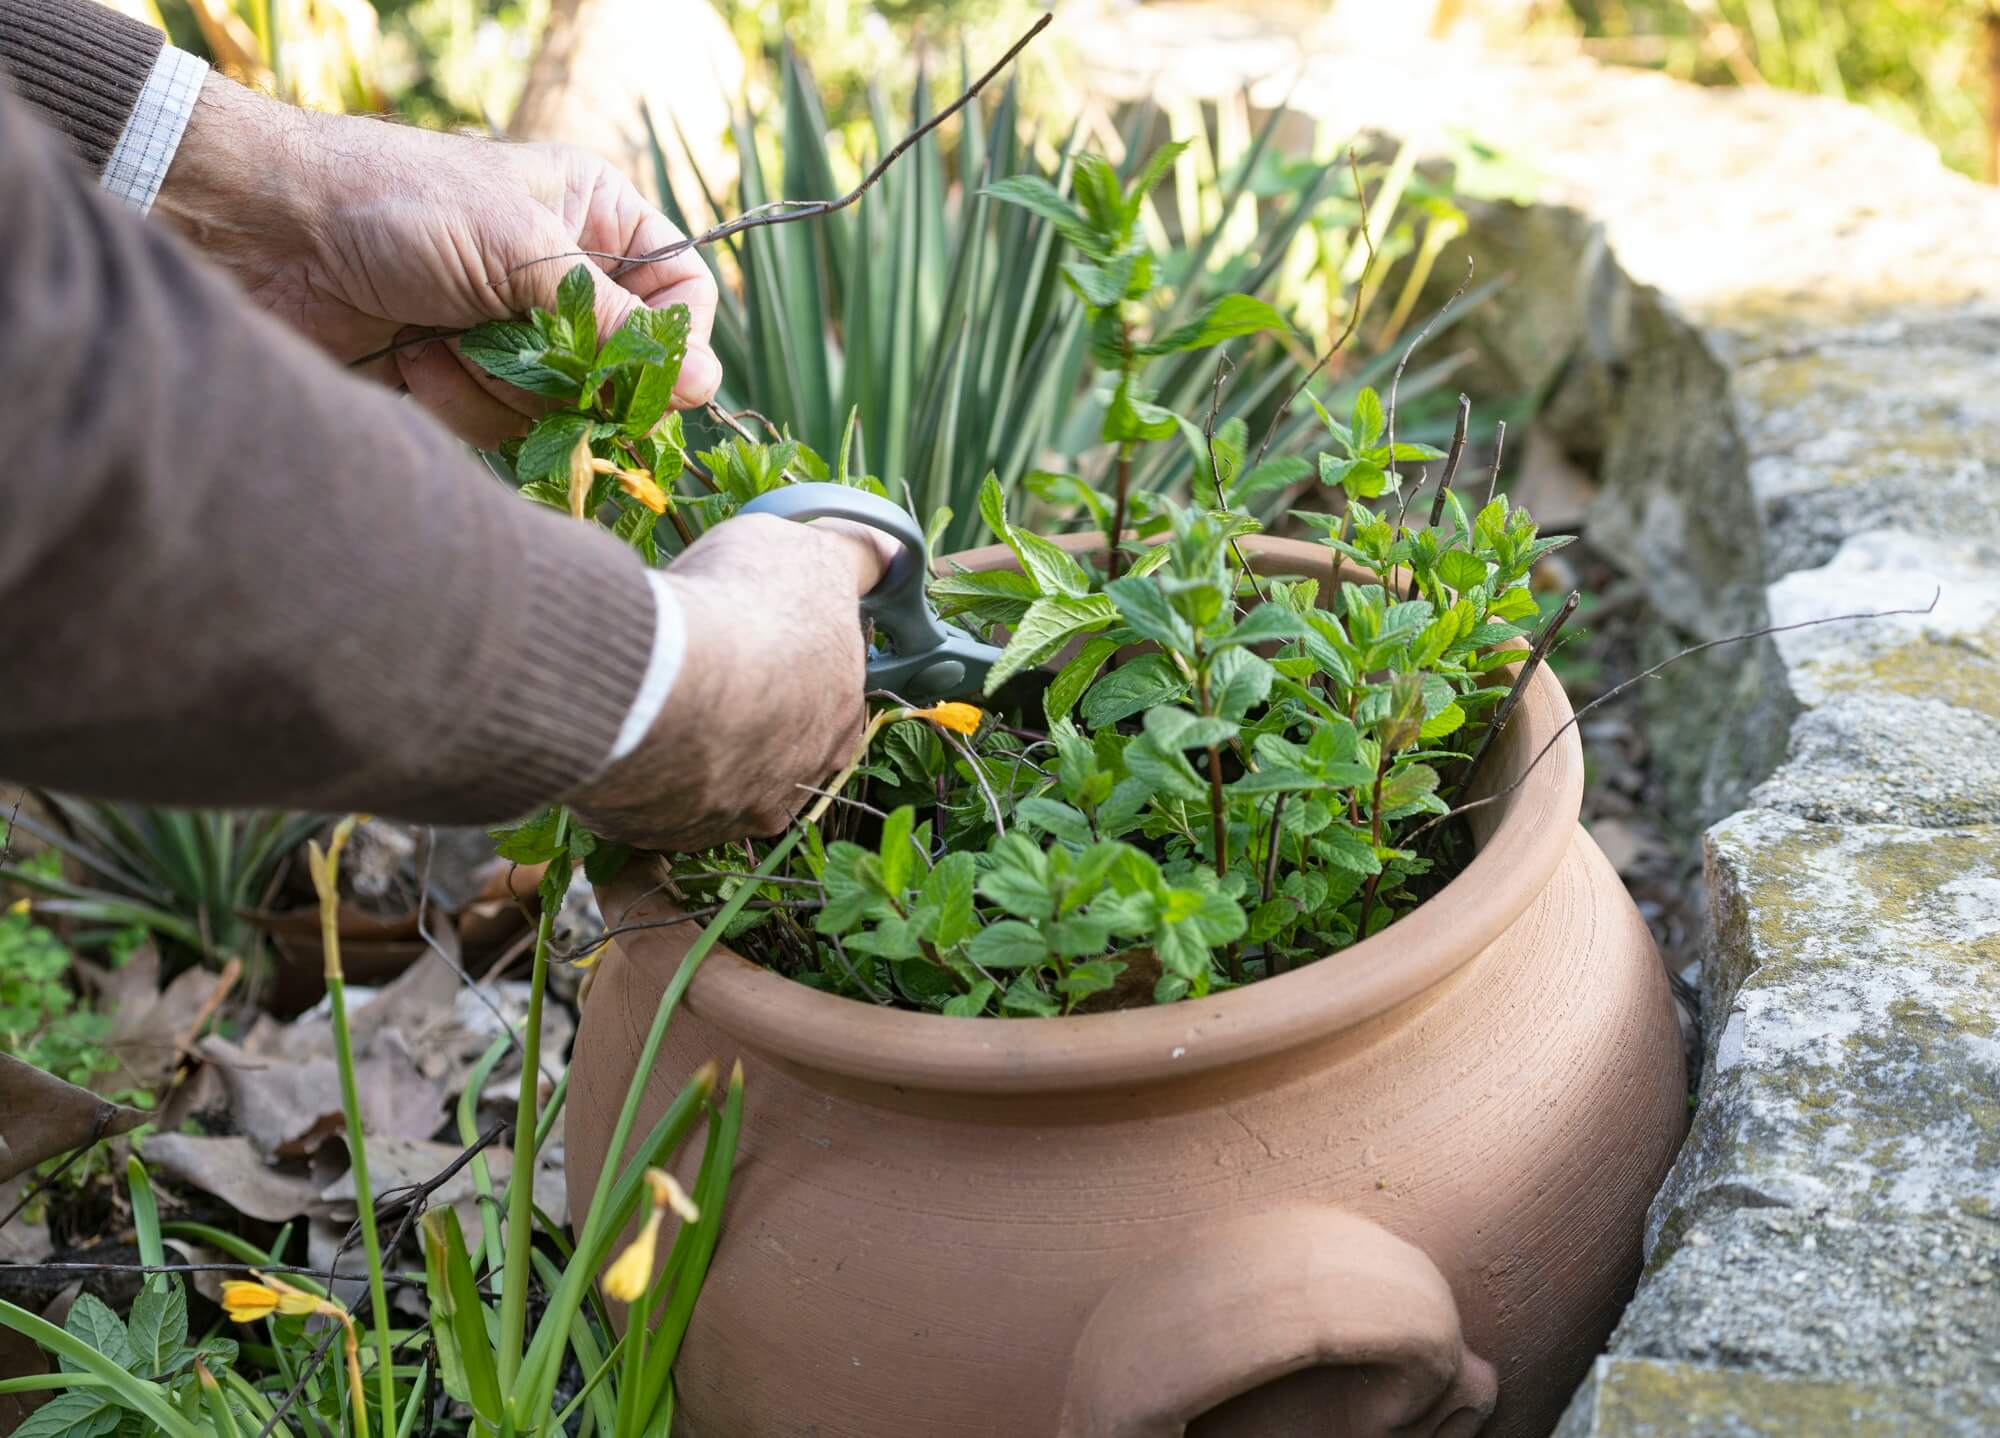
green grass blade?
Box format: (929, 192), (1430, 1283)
(127, 1157), (164, 1270)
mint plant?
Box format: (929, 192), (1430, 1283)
(459, 139), (1569, 1020)
(462, 267), (882, 567)
(984, 148), (1290, 577)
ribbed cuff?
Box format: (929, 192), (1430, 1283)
(457, 509), (658, 819)
(0, 0), (165, 175)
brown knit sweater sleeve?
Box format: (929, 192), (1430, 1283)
(0, 0), (163, 174)
(0, 82), (656, 823)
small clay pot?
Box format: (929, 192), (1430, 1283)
(567, 537), (1685, 1437)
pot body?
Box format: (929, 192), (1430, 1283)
(568, 539), (1685, 1437)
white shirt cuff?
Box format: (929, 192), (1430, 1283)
(101, 46), (208, 214)
(609, 570), (687, 763)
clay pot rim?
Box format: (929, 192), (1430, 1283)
(645, 534), (1583, 1093)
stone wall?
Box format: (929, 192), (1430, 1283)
(1071, 5), (2000, 1429)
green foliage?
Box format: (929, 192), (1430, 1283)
(2, 1257), (239, 1438)
(463, 267), (884, 565)
(0, 901), (118, 1090)
(1556, 0), (1988, 179)
(651, 61), (1089, 548)
(0, 802), (319, 966)
(647, 55), (1478, 548)
(459, 115), (1568, 1022)
(664, 364), (1567, 1015)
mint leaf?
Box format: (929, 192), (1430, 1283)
(1137, 294), (1288, 356)
(556, 263), (598, 357)
(620, 304), (692, 436)
(982, 594), (1118, 693)
(460, 321), (581, 399)
(968, 919), (1049, 970)
(516, 414), (593, 485)
(61, 1293), (133, 1372)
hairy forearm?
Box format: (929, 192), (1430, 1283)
(152, 72), (323, 298)
(0, 87), (653, 822)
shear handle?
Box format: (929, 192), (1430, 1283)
(735, 482), (946, 664)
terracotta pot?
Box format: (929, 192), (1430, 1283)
(567, 537), (1686, 1438)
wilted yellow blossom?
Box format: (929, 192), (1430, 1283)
(221, 1280), (280, 1323)
(616, 470), (669, 515)
(221, 1275), (328, 1323)
(567, 432), (595, 520)
(224, 1276), (366, 1430)
(910, 702), (983, 736)
(603, 1209), (662, 1302)
(644, 1167), (700, 1224)
(604, 1165), (702, 1302)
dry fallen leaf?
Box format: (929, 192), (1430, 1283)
(137, 1132), (325, 1223)
(0, 1053), (150, 1183)
(198, 1028), (445, 1159)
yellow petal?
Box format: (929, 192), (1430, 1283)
(573, 940), (609, 971)
(643, 1167), (700, 1224)
(913, 702), (983, 736)
(220, 1281), (279, 1323)
(602, 1211), (662, 1302)
(617, 470), (669, 515)
(568, 433), (595, 521)
(5, 898), (28, 917)
(275, 1291), (323, 1317)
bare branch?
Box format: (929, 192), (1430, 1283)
(1452, 590), (1579, 805)
(1203, 350), (1267, 607)
(1386, 257), (1473, 520)
(348, 14), (1053, 370)
(1254, 150), (1375, 470)
(1428, 393), (1472, 530)
(1407, 592), (1946, 846)
(1486, 419), (1507, 506)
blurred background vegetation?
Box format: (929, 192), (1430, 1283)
(108, 2), (1998, 183)
(1533, 0), (1994, 180)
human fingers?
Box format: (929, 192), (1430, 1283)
(395, 339), (530, 447)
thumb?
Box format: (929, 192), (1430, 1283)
(502, 216), (640, 341)
(582, 263), (644, 346)
(580, 262), (722, 407)
(814, 518), (900, 597)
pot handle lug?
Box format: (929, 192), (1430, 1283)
(1058, 1206), (1497, 1438)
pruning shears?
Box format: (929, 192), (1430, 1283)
(737, 483), (1005, 704)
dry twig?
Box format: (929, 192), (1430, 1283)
(347, 15), (1053, 370)
(1254, 151), (1376, 470)
(1407, 592), (1945, 846)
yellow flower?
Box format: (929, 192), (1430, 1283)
(644, 1167), (700, 1224)
(602, 1210), (662, 1303)
(5, 898), (27, 917)
(567, 432), (595, 520)
(616, 469), (669, 515)
(910, 702), (983, 736)
(221, 1281), (279, 1323)
(603, 1165), (702, 1303)
(225, 1275), (367, 1430)
(221, 1275), (332, 1323)
(573, 940), (610, 971)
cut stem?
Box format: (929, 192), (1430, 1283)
(497, 859), (560, 1384)
(308, 820), (394, 1438)
(1107, 442), (1134, 580)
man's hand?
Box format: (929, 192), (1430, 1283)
(155, 73), (720, 446)
(567, 516), (898, 852)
